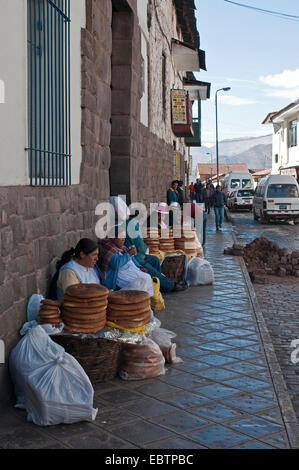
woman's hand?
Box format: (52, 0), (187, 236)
(128, 246), (137, 256)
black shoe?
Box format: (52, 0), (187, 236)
(173, 283), (188, 292)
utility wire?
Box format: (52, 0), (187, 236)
(224, 0), (299, 22)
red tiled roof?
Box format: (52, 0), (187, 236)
(197, 163), (248, 176)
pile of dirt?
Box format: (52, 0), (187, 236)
(224, 237), (299, 283)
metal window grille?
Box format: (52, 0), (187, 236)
(27, 0), (71, 186)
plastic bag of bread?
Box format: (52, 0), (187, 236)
(119, 337), (165, 381)
(150, 328), (183, 365)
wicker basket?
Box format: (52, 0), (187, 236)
(51, 334), (121, 385)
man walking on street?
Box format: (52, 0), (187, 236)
(189, 181), (195, 202)
(202, 182), (214, 214)
(194, 179), (203, 203)
(212, 185), (227, 230)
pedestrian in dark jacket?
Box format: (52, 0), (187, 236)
(202, 183), (214, 214)
(194, 179), (203, 203)
(177, 180), (185, 208)
(212, 185), (227, 230)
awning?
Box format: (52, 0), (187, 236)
(172, 39), (207, 72)
(183, 78), (211, 101)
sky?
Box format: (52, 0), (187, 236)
(194, 0), (299, 146)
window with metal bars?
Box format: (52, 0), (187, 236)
(27, 0), (71, 186)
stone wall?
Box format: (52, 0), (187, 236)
(0, 0), (112, 408)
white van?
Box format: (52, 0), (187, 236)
(222, 171), (254, 196)
(253, 174), (299, 223)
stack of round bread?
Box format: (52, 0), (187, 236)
(39, 300), (61, 328)
(119, 339), (165, 380)
(159, 228), (175, 253)
(144, 227), (160, 255)
(62, 284), (109, 333)
(175, 226), (197, 253)
(107, 290), (151, 329)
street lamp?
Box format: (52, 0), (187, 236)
(215, 87), (231, 185)
(206, 152), (212, 182)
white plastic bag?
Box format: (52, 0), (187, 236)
(27, 294), (44, 322)
(186, 257), (214, 286)
(120, 278), (148, 292)
(9, 326), (97, 425)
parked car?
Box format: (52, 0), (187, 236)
(253, 174), (299, 223)
(227, 189), (254, 211)
(222, 170), (254, 196)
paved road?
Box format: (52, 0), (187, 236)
(228, 209), (299, 425)
(229, 210), (299, 251)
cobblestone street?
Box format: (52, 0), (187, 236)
(229, 210), (299, 433)
(254, 283), (299, 421)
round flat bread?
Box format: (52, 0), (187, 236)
(63, 322), (106, 333)
(41, 300), (61, 307)
(66, 284), (109, 299)
(39, 305), (60, 311)
(62, 313), (106, 324)
(107, 308), (151, 321)
(108, 290), (150, 305)
(107, 299), (150, 312)
(62, 300), (107, 310)
(39, 312), (60, 318)
(62, 305), (107, 315)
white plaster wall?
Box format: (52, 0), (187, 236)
(0, 0), (27, 185)
(137, 0), (149, 40)
(0, 0), (85, 186)
(70, 0), (86, 184)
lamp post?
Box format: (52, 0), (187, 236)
(206, 152), (212, 182)
(215, 87), (231, 185)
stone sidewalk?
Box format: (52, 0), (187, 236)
(0, 214), (298, 449)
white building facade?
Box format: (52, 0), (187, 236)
(263, 100), (299, 181)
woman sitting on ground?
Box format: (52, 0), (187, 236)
(98, 226), (154, 297)
(53, 238), (103, 300)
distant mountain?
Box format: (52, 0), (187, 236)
(191, 134), (272, 173)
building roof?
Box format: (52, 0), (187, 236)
(251, 169), (271, 177)
(197, 163), (248, 176)
(262, 112), (278, 125)
(263, 99), (299, 125)
(173, 0), (199, 49)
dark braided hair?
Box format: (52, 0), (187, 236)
(56, 238), (98, 270)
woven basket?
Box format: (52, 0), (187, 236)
(51, 334), (121, 385)
(161, 254), (186, 284)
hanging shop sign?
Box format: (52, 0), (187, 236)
(173, 152), (180, 179)
(171, 89), (194, 137)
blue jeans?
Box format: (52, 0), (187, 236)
(142, 255), (175, 293)
(195, 192), (201, 203)
(214, 206), (224, 229)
